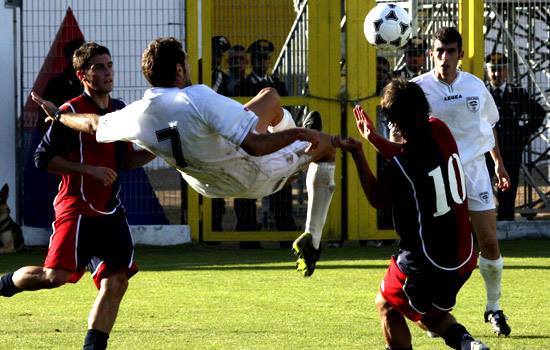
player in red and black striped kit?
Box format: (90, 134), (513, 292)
(339, 78), (489, 350)
(0, 42), (154, 350)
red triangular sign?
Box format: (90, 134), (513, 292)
(22, 7), (85, 128)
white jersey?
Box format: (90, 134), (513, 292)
(96, 84), (307, 198)
(411, 70), (499, 164)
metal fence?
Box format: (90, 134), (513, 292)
(19, 0), (186, 226)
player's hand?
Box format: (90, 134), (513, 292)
(353, 105), (377, 141)
(299, 128), (321, 150)
(86, 166), (118, 186)
(305, 132), (334, 158)
(31, 92), (58, 122)
(495, 162), (510, 191)
(338, 137), (363, 153)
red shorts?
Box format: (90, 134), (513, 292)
(380, 257), (470, 322)
(44, 208), (138, 289)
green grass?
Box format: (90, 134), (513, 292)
(1, 240), (549, 349)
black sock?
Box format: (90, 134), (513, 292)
(385, 346), (413, 350)
(0, 272), (21, 297)
(83, 329), (109, 350)
(443, 323), (474, 350)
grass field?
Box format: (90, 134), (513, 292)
(1, 240), (549, 349)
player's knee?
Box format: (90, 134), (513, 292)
(102, 273), (128, 299)
(477, 234), (499, 256)
(44, 269), (70, 288)
(259, 87), (278, 98)
(375, 292), (392, 315)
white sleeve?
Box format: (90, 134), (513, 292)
(96, 100), (143, 143)
(482, 89), (500, 127)
(194, 86), (258, 145)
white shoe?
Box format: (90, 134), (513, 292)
(461, 339), (490, 350)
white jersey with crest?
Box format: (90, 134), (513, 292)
(411, 70), (499, 165)
(95, 84), (310, 198)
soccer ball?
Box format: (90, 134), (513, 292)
(364, 3), (412, 50)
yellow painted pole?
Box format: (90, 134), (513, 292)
(185, 0), (201, 241)
(459, 0), (485, 78)
(308, 0), (342, 241)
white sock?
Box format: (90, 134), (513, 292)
(304, 162), (335, 249)
(479, 255), (504, 311)
(268, 108), (296, 133)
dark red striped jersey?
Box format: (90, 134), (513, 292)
(384, 117), (476, 276)
(34, 93), (132, 220)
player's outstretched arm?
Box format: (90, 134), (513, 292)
(353, 105), (402, 159)
(489, 128), (510, 191)
(241, 127), (320, 156)
(31, 92), (100, 135)
(338, 137), (389, 208)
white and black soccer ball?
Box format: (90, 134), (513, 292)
(364, 3), (412, 50)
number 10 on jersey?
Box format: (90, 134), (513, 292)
(428, 153), (466, 217)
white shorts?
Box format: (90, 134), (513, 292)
(183, 140), (312, 199)
(245, 140), (311, 198)
(463, 155), (496, 211)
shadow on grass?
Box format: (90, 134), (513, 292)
(506, 335), (550, 340)
(1, 240), (549, 273)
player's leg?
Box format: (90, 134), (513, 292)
(471, 210), (510, 336)
(420, 313), (490, 350)
(293, 134), (336, 276)
(375, 292), (413, 350)
(84, 272), (129, 350)
(1, 216), (85, 297)
(83, 209), (137, 350)
(464, 156), (510, 336)
(0, 267), (71, 297)
(243, 87), (291, 133)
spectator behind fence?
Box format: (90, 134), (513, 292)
(225, 45), (248, 97)
(211, 36), (230, 95)
(484, 52), (547, 221)
(394, 36), (428, 80)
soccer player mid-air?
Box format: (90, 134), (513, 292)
(341, 78), (490, 350)
(32, 37), (337, 277)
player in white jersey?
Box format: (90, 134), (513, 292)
(32, 37), (337, 277)
(411, 27), (511, 337)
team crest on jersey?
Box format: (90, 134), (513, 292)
(466, 97), (480, 112)
(479, 191), (490, 204)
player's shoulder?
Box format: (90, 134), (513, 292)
(185, 84), (216, 96)
(410, 71), (432, 85)
(59, 94), (86, 113)
(429, 116), (451, 135)
(458, 71), (486, 90)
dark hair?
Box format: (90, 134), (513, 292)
(433, 27), (463, 51)
(73, 42), (110, 71)
(141, 37), (187, 87)
(380, 77), (430, 140)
